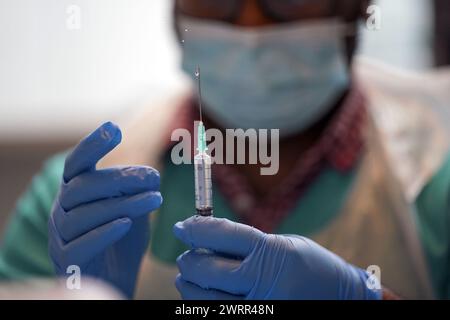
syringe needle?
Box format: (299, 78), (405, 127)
(193, 65), (213, 218)
(195, 66), (203, 123)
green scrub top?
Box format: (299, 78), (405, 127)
(0, 151), (449, 298)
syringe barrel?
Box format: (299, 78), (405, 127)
(194, 152), (213, 216)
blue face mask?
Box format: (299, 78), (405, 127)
(181, 17), (350, 137)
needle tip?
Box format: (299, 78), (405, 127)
(196, 66), (203, 122)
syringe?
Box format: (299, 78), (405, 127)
(194, 67), (213, 216)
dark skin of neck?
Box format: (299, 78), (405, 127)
(195, 0), (365, 197)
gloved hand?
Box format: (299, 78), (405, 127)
(48, 122), (162, 298)
(173, 216), (382, 300)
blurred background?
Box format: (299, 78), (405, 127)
(0, 0), (449, 233)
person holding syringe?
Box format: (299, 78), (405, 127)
(193, 67), (213, 217)
(1, 0), (450, 300)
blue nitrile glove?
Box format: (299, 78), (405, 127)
(173, 216), (382, 300)
(48, 122), (162, 298)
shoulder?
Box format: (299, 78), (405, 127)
(41, 152), (66, 185)
(15, 152), (66, 221)
(354, 58), (450, 200)
(417, 152), (450, 209)
(0, 152), (66, 279)
(415, 152), (450, 298)
(36, 152), (65, 194)
(354, 57), (450, 97)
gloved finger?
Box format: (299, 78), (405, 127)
(63, 122), (122, 182)
(176, 249), (253, 295)
(175, 274), (243, 300)
(54, 191), (162, 242)
(173, 216), (265, 258)
(49, 216), (132, 268)
(60, 166), (160, 211)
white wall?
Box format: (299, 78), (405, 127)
(0, 0), (434, 141)
(0, 0), (188, 141)
(358, 0), (433, 70)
